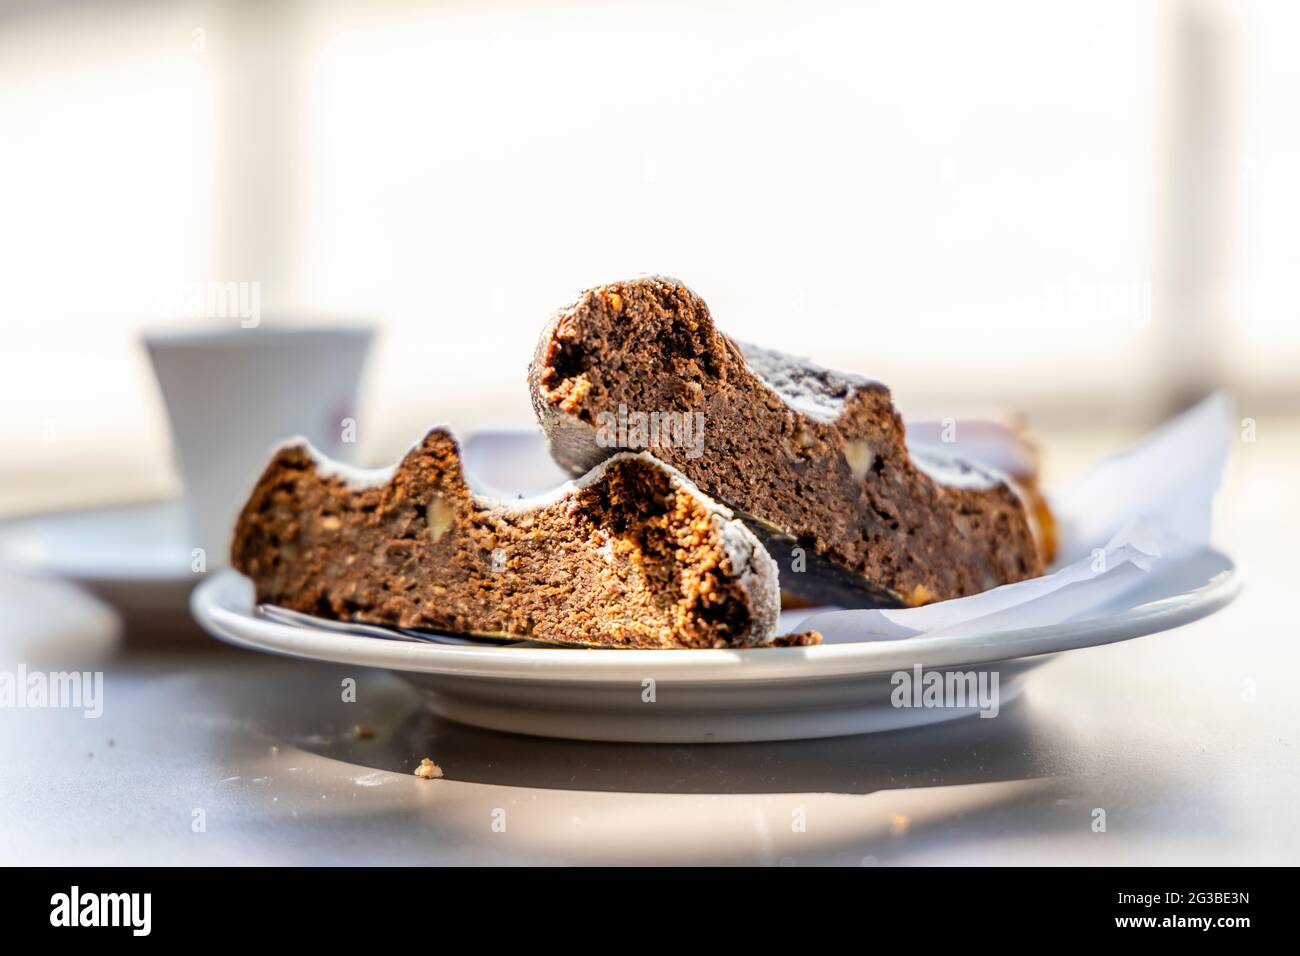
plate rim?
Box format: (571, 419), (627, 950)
(191, 548), (1242, 683)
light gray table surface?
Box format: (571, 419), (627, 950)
(2, 424), (1296, 866)
(3, 587), (1295, 867)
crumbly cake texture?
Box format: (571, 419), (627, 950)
(230, 428), (781, 649)
(767, 630), (822, 647)
(529, 276), (1045, 607)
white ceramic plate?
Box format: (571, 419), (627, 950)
(192, 546), (1240, 743)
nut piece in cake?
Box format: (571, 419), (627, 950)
(230, 427), (780, 648)
(529, 276), (1044, 608)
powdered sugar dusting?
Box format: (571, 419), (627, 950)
(738, 342), (876, 423)
(284, 438), (398, 489)
(910, 447), (1005, 491)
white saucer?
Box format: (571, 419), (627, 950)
(0, 498), (195, 583)
(0, 500), (200, 637)
(0, 572), (122, 666)
(192, 547), (1240, 743)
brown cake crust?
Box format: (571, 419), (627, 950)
(528, 276), (1045, 607)
(230, 429), (780, 648)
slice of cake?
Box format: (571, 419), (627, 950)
(230, 428), (780, 648)
(905, 416), (1056, 566)
(529, 276), (1045, 608)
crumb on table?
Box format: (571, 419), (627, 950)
(413, 757), (443, 780)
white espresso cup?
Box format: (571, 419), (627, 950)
(145, 325), (374, 565)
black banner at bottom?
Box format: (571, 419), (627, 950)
(6, 865), (1275, 940)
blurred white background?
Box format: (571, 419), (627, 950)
(1, 0), (1297, 513)
(2, 1), (1298, 871)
